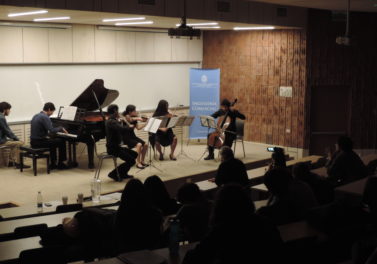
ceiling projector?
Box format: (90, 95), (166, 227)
(168, 18), (201, 39)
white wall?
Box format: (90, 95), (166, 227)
(0, 24), (203, 63)
(0, 24), (203, 122)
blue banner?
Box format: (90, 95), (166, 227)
(189, 68), (220, 139)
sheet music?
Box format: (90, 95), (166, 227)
(158, 116), (169, 128)
(175, 116), (187, 127)
(200, 116), (216, 128)
(143, 118), (162, 134)
(167, 116), (179, 128)
(60, 106), (78, 121)
(183, 116), (195, 126)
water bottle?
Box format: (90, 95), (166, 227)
(91, 178), (101, 203)
(169, 218), (180, 256)
(37, 191), (43, 213)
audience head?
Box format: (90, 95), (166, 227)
(107, 104), (119, 117)
(119, 179), (148, 211)
(337, 136), (353, 152)
(154, 100), (169, 116)
(271, 147), (286, 168)
(144, 175), (171, 204)
(0, 101), (11, 115)
(43, 102), (56, 116)
(123, 104), (136, 116)
(211, 184), (255, 225)
(292, 162), (311, 182)
(264, 168), (292, 196)
(220, 146), (234, 162)
(177, 183), (204, 204)
(220, 99), (231, 111)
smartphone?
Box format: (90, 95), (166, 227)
(267, 147), (275, 152)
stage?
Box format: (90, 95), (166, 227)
(0, 141), (272, 206)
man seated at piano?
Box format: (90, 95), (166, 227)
(30, 102), (69, 170)
(106, 104), (138, 181)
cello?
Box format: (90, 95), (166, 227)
(207, 99), (238, 149)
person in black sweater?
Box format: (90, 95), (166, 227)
(204, 99), (245, 160)
(326, 136), (367, 186)
(182, 184), (284, 264)
(105, 104), (137, 181)
(144, 175), (180, 216)
(115, 179), (163, 253)
(176, 183), (212, 242)
(215, 146), (249, 187)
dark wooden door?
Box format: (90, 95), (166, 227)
(309, 85), (351, 155)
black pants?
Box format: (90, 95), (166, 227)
(107, 146), (137, 177)
(208, 132), (236, 155)
(31, 138), (67, 165)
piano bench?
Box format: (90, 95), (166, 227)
(19, 147), (50, 176)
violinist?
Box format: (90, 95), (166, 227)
(204, 99), (245, 160)
(152, 100), (178, 161)
(122, 104), (149, 169)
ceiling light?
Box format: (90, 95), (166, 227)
(33, 16), (70, 22)
(193, 26), (221, 29)
(0, 21), (71, 29)
(8, 10), (48, 17)
(103, 17), (145, 22)
(115, 21), (154, 26)
(233, 26), (275, 30)
(176, 22), (218, 27)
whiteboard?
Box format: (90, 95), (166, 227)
(1, 63), (199, 122)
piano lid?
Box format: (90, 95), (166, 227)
(70, 79), (119, 111)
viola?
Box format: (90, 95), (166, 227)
(207, 99), (238, 149)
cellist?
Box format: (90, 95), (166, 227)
(204, 99), (246, 160)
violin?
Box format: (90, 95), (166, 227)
(207, 99), (238, 149)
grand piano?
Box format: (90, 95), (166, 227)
(51, 79), (119, 169)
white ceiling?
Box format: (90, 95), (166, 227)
(0, 5), (292, 30)
(248, 0), (377, 13)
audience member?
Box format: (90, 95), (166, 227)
(0, 101), (29, 168)
(268, 147), (287, 170)
(293, 162), (334, 205)
(183, 184), (284, 264)
(144, 175), (180, 216)
(215, 146), (249, 187)
(115, 179), (163, 253)
(258, 168), (318, 225)
(176, 183), (212, 242)
(326, 136), (367, 186)
(30, 102), (68, 170)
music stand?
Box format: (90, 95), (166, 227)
(176, 116), (195, 160)
(144, 117), (164, 173)
(198, 116), (217, 161)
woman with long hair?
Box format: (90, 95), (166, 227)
(122, 104), (149, 169)
(152, 99), (178, 161)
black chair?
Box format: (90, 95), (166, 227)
(19, 146), (50, 176)
(233, 119), (246, 158)
(14, 224), (48, 239)
(56, 203), (83, 213)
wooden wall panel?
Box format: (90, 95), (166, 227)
(203, 29), (307, 148)
(307, 10), (377, 149)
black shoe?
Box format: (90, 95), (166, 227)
(136, 164), (145, 169)
(141, 163), (149, 167)
(169, 154), (177, 161)
(159, 154), (164, 161)
(108, 172), (122, 182)
(123, 174), (134, 179)
(204, 154), (214, 160)
(15, 163), (31, 169)
(57, 163), (69, 170)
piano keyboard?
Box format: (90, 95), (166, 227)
(56, 132), (78, 139)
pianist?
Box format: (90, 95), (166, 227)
(30, 102), (69, 170)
